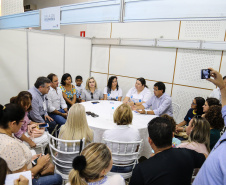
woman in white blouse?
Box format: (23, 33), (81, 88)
(103, 104), (141, 173)
(104, 76), (122, 101)
(123, 77), (151, 106)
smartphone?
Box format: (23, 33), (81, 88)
(86, 111), (92, 115)
(32, 154), (44, 165)
(32, 157), (39, 165)
(38, 123), (49, 128)
(91, 101), (100, 104)
(201, 69), (210, 79)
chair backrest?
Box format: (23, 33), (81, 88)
(172, 102), (181, 121)
(47, 133), (85, 169)
(102, 137), (143, 166)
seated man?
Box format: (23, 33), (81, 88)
(135, 82), (173, 116)
(129, 117), (206, 185)
(209, 75), (226, 103)
(28, 77), (57, 134)
(47, 73), (68, 127)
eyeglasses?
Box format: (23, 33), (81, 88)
(191, 102), (197, 105)
(194, 115), (202, 119)
(91, 92), (93, 99)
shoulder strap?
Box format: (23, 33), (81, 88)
(219, 139), (226, 145)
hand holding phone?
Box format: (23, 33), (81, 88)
(37, 154), (50, 166)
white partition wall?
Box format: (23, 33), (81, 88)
(28, 31), (65, 87)
(65, 36), (91, 82)
(0, 29), (92, 105)
(221, 55), (226, 75)
(109, 46), (176, 82)
(0, 30), (27, 105)
(111, 22), (180, 39)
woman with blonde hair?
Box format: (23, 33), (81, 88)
(57, 104), (94, 174)
(103, 103), (141, 173)
(68, 143), (125, 185)
(177, 116), (210, 155)
(81, 77), (103, 102)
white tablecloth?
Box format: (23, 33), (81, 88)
(81, 100), (157, 158)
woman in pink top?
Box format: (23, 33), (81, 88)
(177, 116), (210, 156)
(10, 91), (46, 148)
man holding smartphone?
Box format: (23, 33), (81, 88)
(193, 68), (226, 185)
(29, 77), (57, 134)
(209, 75), (226, 103)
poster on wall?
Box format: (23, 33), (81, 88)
(41, 7), (60, 30)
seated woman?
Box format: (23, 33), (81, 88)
(68, 143), (125, 185)
(57, 104), (94, 174)
(60, 73), (77, 108)
(103, 104), (141, 173)
(123, 77), (151, 106)
(177, 116), (210, 156)
(10, 91), (48, 149)
(205, 105), (224, 150)
(202, 97), (221, 116)
(104, 76), (122, 101)
(81, 77), (103, 102)
(0, 103), (62, 185)
(176, 97), (205, 133)
(161, 114), (181, 148)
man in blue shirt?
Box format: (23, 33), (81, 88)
(135, 82), (173, 117)
(193, 68), (226, 185)
(29, 77), (57, 134)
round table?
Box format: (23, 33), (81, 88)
(81, 100), (157, 158)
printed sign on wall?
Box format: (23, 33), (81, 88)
(41, 7), (60, 30)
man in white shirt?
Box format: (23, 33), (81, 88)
(209, 76), (226, 102)
(135, 82), (173, 117)
(47, 73), (68, 127)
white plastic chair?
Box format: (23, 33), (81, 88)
(35, 143), (48, 154)
(47, 133), (85, 184)
(172, 102), (181, 121)
(102, 138), (143, 179)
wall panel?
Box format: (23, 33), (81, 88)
(0, 30), (27, 104)
(28, 32), (64, 87)
(174, 49), (221, 89)
(109, 46), (176, 83)
(112, 22), (180, 39)
(65, 36), (91, 83)
(180, 21), (226, 41)
(91, 45), (110, 73)
(220, 52), (226, 76)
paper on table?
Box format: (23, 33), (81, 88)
(5, 171), (32, 185)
